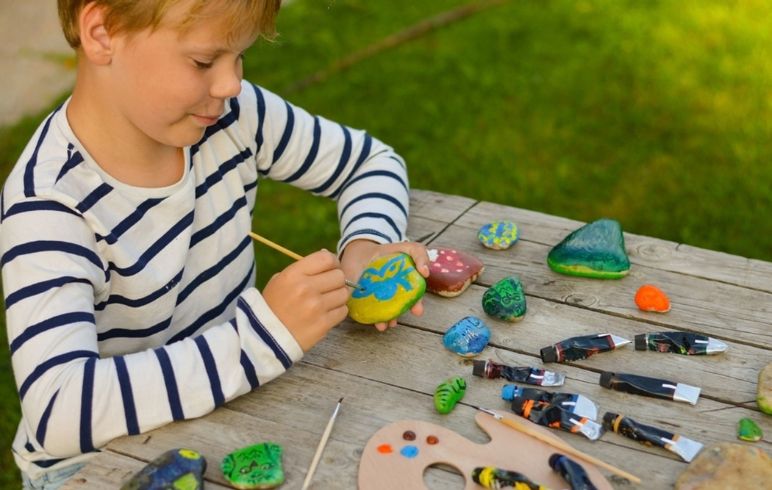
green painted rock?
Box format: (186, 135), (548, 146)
(547, 218), (630, 279)
(482, 276), (527, 322)
(758, 362), (772, 415)
(347, 253), (426, 324)
(737, 418), (763, 442)
(121, 448), (206, 490)
(434, 376), (467, 414)
(221, 442), (284, 489)
(478, 220), (519, 250)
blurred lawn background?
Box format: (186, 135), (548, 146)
(1, 0), (771, 486)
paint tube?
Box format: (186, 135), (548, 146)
(472, 467), (547, 489)
(509, 398), (604, 441)
(473, 359), (566, 386)
(602, 412), (704, 462)
(599, 372), (701, 405)
(634, 331), (728, 355)
(549, 454), (598, 490)
(501, 385), (598, 421)
(540, 333), (631, 363)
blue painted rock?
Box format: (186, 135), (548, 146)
(348, 253), (426, 324)
(426, 247), (484, 297)
(121, 448), (206, 490)
(221, 442), (284, 489)
(478, 221), (519, 250)
(434, 376), (467, 414)
(443, 316), (490, 357)
(547, 218), (630, 279)
(482, 276), (527, 322)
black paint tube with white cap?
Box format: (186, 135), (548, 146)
(599, 371), (701, 405)
(602, 412), (704, 462)
(540, 333), (631, 363)
(473, 359), (566, 386)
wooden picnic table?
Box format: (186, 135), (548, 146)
(64, 189), (771, 489)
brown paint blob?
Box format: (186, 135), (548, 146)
(377, 444), (393, 454)
(426, 435), (439, 445)
(402, 430), (416, 441)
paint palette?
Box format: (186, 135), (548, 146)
(358, 412), (612, 489)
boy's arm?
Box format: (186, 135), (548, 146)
(1, 197), (302, 458)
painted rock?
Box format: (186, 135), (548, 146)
(737, 418), (763, 442)
(426, 247), (485, 297)
(221, 442), (284, 489)
(635, 284), (671, 312)
(434, 376), (467, 414)
(121, 448), (206, 490)
(347, 253), (426, 324)
(482, 276), (527, 322)
(443, 316), (490, 357)
(758, 362), (772, 415)
(547, 218), (630, 279)
(675, 443), (772, 490)
(478, 221), (519, 250)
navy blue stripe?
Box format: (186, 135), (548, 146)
(282, 116), (321, 183)
(388, 154), (406, 168)
(339, 192), (407, 222)
(251, 84), (266, 153)
(269, 101), (295, 168)
(154, 349), (184, 421)
(167, 268), (253, 344)
(76, 183), (113, 214)
(237, 297), (292, 369)
(97, 197), (165, 244)
(108, 211), (193, 277)
(333, 169), (408, 200)
(1, 240), (103, 272)
(10, 311), (95, 355)
(24, 107), (61, 197)
(177, 236), (250, 304)
(194, 149), (252, 199)
(97, 316), (172, 341)
(190, 98), (240, 156)
(32, 458), (67, 469)
(80, 357), (96, 452)
(5, 276), (91, 310)
(19, 350), (98, 400)
(189, 196), (248, 248)
(194, 337), (225, 407)
(342, 212), (402, 239)
(4, 200), (81, 219)
(240, 351), (259, 390)
(340, 228), (392, 247)
(56, 150), (84, 182)
(24, 440), (35, 452)
(329, 134), (373, 199)
(311, 125), (352, 194)
(95, 269), (182, 310)
(35, 390), (60, 447)
(114, 356), (139, 435)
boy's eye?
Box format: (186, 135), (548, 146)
(194, 59), (213, 69)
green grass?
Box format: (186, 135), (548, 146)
(2, 0), (772, 486)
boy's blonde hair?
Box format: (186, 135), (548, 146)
(58, 0), (281, 48)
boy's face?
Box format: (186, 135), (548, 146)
(106, 2), (258, 148)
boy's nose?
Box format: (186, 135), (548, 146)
(211, 68), (242, 99)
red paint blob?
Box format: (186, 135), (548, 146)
(377, 444), (393, 454)
(426, 435), (439, 445)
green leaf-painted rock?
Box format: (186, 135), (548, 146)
(221, 442), (284, 489)
(737, 418), (763, 442)
(434, 376), (467, 414)
(482, 276), (527, 322)
(547, 218), (630, 279)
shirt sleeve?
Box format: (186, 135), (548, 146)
(0, 195), (303, 458)
(241, 82), (410, 252)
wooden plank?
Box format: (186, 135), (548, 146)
(427, 223), (772, 348)
(455, 200), (772, 293)
(410, 188), (477, 225)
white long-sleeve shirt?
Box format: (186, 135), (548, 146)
(0, 80), (409, 478)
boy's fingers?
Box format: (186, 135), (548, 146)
(322, 287), (351, 311)
(409, 300), (424, 317)
(295, 248), (341, 275)
(309, 267), (348, 293)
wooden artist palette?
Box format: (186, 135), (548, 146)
(358, 412), (612, 489)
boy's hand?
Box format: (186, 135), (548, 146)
(262, 249), (349, 352)
(340, 239), (431, 332)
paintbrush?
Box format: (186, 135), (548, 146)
(301, 397), (344, 490)
(248, 231), (363, 291)
(472, 406), (641, 485)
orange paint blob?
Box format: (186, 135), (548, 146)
(377, 444), (393, 454)
(426, 435), (439, 445)
(635, 284), (671, 313)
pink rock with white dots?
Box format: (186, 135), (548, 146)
(426, 247), (485, 297)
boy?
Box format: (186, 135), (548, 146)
(1, 0), (429, 487)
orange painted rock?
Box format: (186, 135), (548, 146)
(634, 284), (671, 313)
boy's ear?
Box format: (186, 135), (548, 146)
(78, 2), (114, 64)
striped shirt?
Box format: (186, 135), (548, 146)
(0, 80), (409, 478)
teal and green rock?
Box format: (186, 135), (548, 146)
(737, 418), (763, 442)
(758, 362), (772, 415)
(434, 376), (467, 414)
(221, 442), (285, 489)
(121, 448), (206, 490)
(482, 276), (527, 322)
(547, 218), (630, 279)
